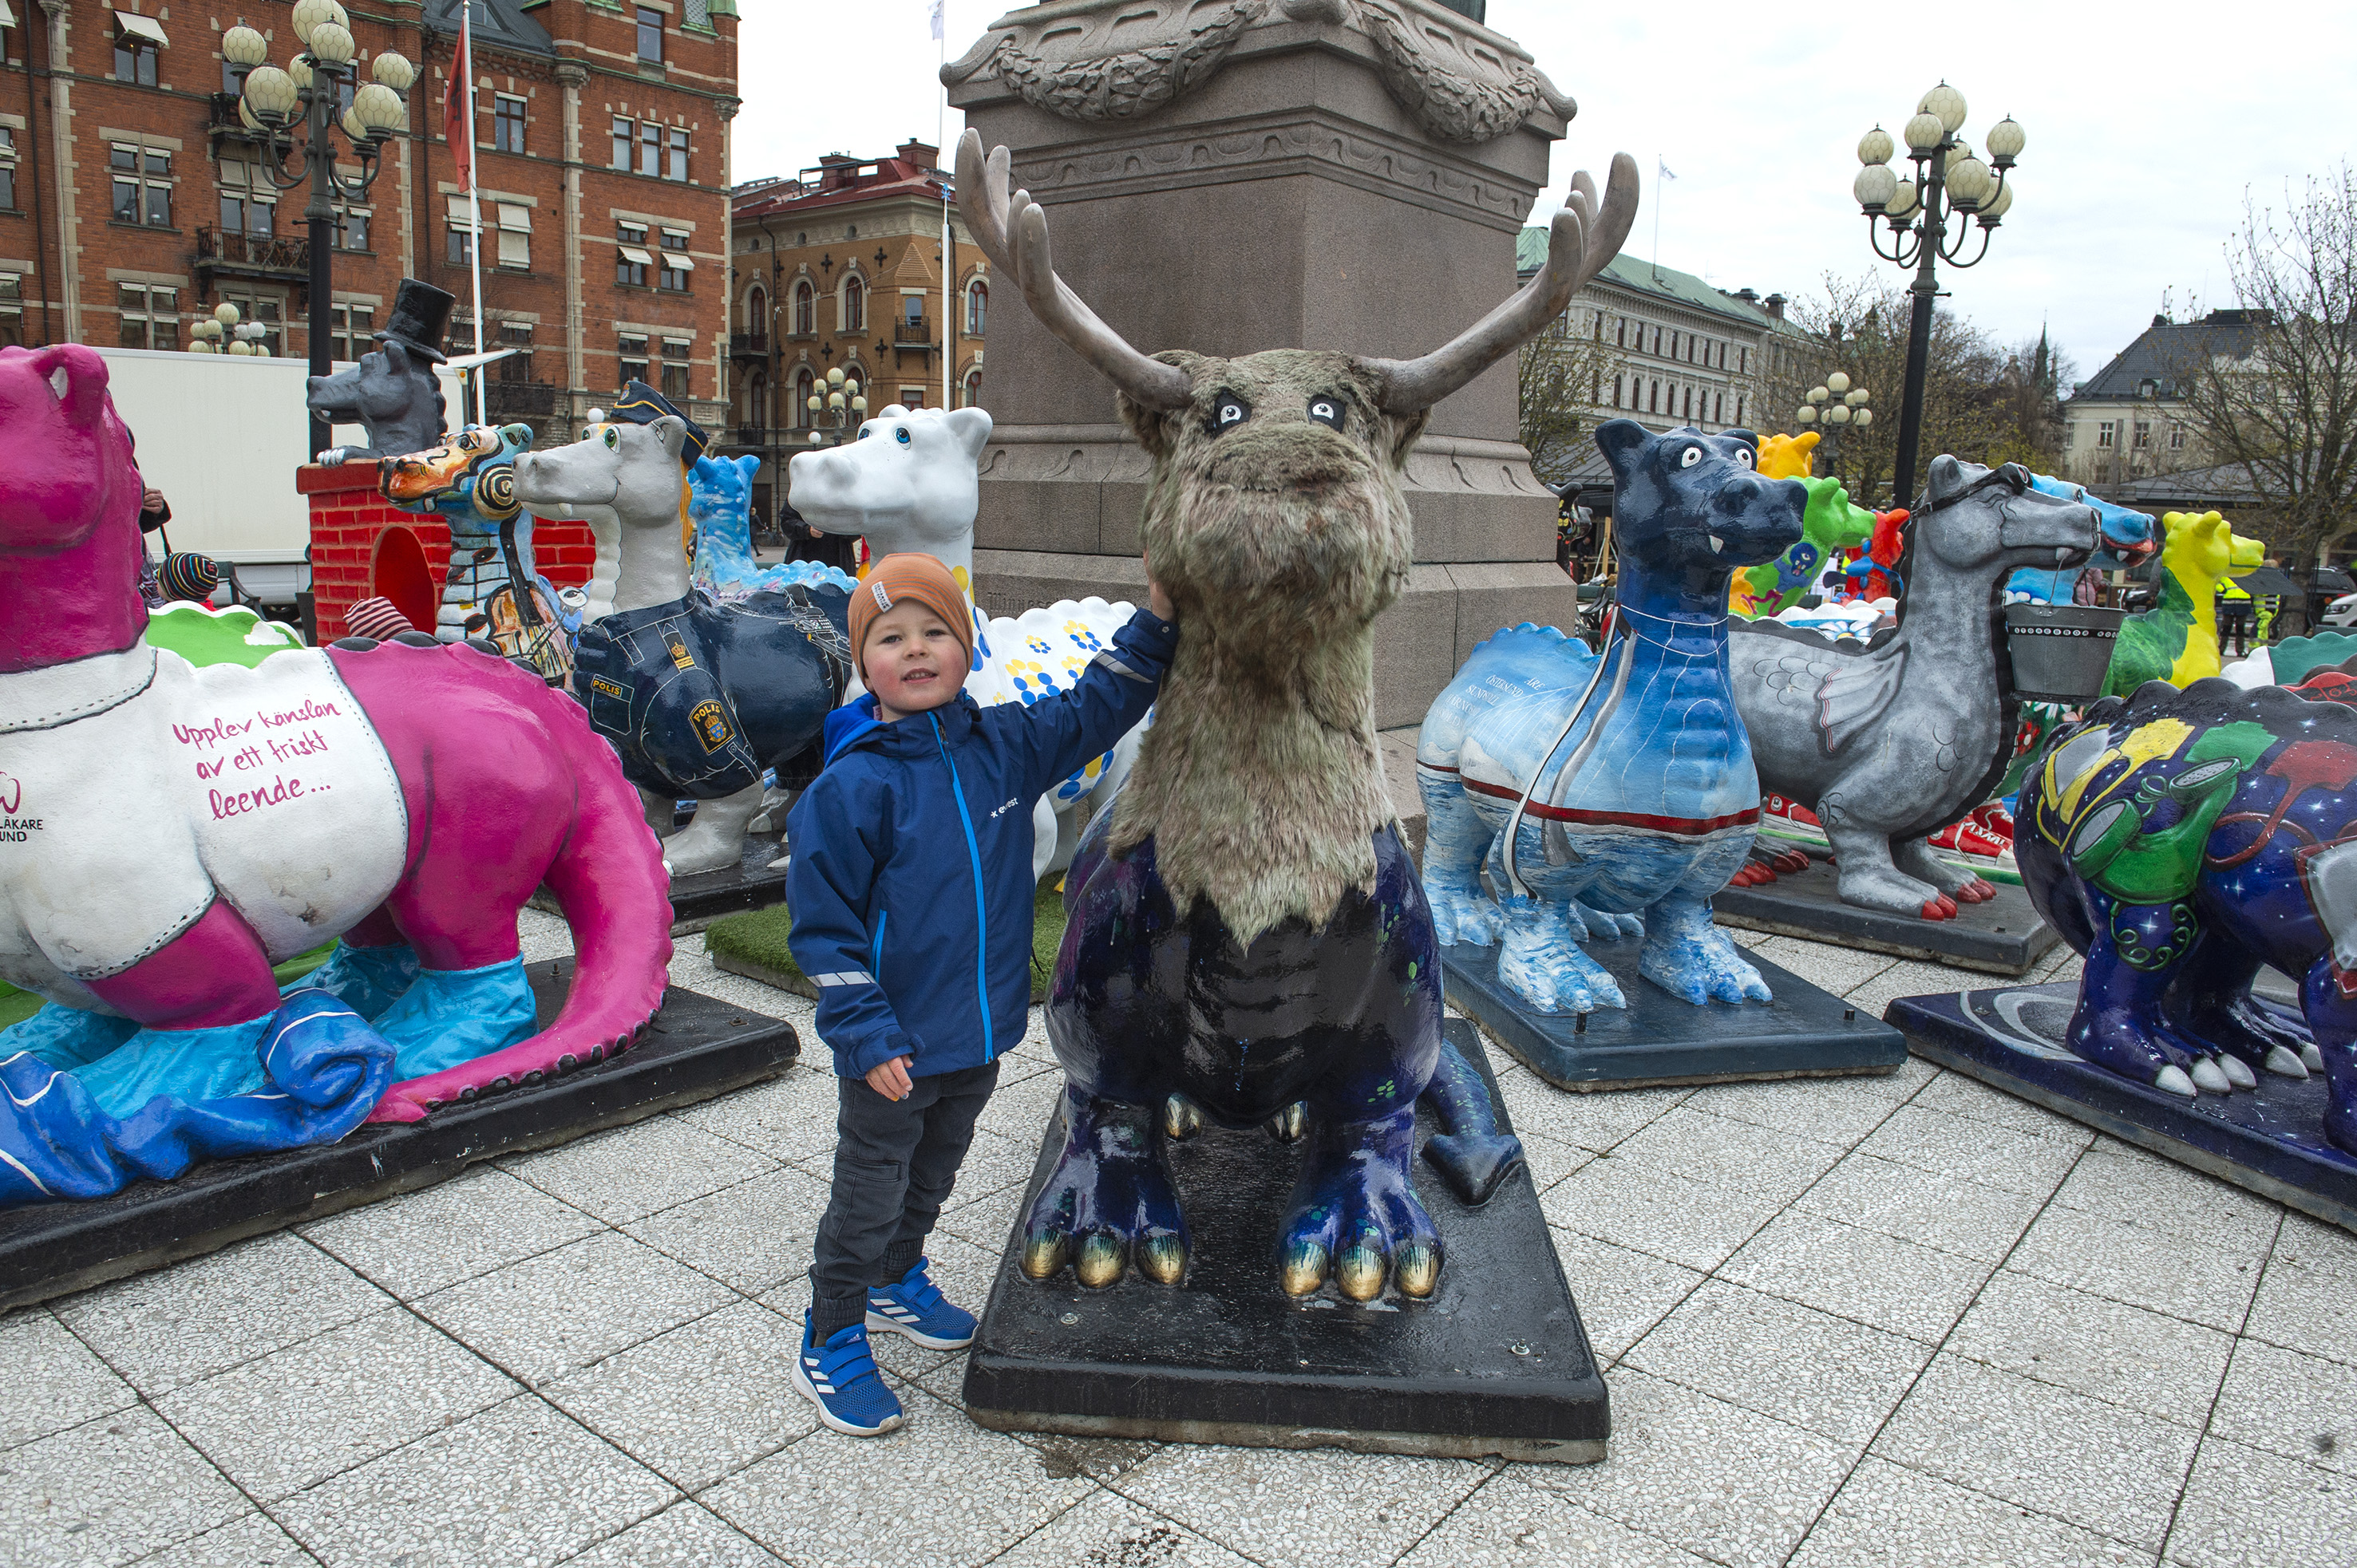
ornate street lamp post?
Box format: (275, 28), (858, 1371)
(805, 365), (868, 448)
(1794, 369), (1872, 468)
(1853, 84), (2023, 505)
(222, 2), (414, 458)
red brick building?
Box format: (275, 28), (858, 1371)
(724, 142), (988, 525)
(0, 0), (738, 445)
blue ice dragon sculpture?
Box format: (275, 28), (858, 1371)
(1417, 420), (1807, 1014)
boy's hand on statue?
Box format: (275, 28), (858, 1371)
(865, 1056), (913, 1100)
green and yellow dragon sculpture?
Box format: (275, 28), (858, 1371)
(2102, 509), (2264, 698)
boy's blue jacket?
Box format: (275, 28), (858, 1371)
(785, 608), (1177, 1080)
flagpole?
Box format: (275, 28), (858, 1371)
(463, 2), (487, 427)
(1652, 154), (1664, 282)
(935, 0), (951, 412)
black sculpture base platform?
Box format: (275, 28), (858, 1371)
(963, 1021), (1608, 1463)
(1441, 938), (1906, 1092)
(1888, 982), (2357, 1234)
(0, 962), (798, 1312)
(531, 836), (788, 935)
(1712, 853), (2059, 976)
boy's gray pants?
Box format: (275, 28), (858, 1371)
(808, 1059), (999, 1341)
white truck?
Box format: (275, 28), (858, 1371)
(93, 346), (479, 610)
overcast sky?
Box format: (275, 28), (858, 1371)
(731, 1), (2357, 387)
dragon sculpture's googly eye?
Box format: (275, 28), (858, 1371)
(1679, 445), (1704, 468)
(1208, 393), (1251, 435)
(1734, 447), (1755, 469)
(896, 426), (912, 446)
(1306, 396), (1346, 431)
(602, 427), (619, 451)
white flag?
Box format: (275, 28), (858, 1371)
(1658, 158), (1679, 182)
(930, 0), (945, 39)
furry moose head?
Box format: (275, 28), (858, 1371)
(958, 132), (1638, 940)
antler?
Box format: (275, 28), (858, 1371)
(955, 130), (1192, 411)
(1366, 152), (1641, 415)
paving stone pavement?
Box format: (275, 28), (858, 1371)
(6, 915), (2352, 1568)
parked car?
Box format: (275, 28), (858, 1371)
(2323, 593), (2357, 628)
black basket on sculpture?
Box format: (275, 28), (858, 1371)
(2004, 603), (2126, 702)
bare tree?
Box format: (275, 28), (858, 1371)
(2165, 165), (2357, 566)
(1750, 274), (2017, 509)
(1517, 314), (1620, 488)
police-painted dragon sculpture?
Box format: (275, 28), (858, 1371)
(958, 130), (1638, 1302)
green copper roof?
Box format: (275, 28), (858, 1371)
(1517, 227), (1782, 330)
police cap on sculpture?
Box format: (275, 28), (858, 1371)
(955, 131), (1639, 1301)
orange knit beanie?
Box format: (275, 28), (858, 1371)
(849, 551), (974, 668)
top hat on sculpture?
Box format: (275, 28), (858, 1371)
(377, 278), (453, 365)
(605, 380), (710, 464)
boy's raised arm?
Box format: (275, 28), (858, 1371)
(785, 781), (922, 1078)
(1008, 605), (1177, 799)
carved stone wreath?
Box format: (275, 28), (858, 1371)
(941, 1), (1267, 124)
(942, 0), (1573, 145)
(1352, 2), (1576, 145)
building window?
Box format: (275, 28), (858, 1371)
(746, 286), (766, 342)
(494, 96), (526, 156)
(1649, 326), (1661, 355)
(962, 367), (983, 407)
(2132, 421), (2151, 450)
(448, 227), (473, 266)
(328, 302), (374, 361)
(902, 294), (923, 330)
(219, 290), (283, 354)
(658, 228), (690, 291)
(0, 274), (22, 348)
(662, 338), (690, 400)
(2169, 424), (2186, 450)
(0, 128), (14, 211)
(793, 367), (815, 427)
(494, 203), (532, 270)
(1648, 380), (1659, 414)
(636, 6), (664, 62)
(666, 128), (690, 182)
(1683, 386), (1693, 419)
(1735, 395), (1744, 425)
(117, 283), (176, 350)
(617, 223), (650, 286)
(611, 116), (632, 171)
(2062, 424), (2076, 449)
(2097, 421), (2115, 449)
(1714, 392), (1723, 423)
(112, 143), (173, 227)
(639, 121), (660, 177)
(218, 159), (274, 238)
(618, 333), (649, 389)
(335, 206), (370, 252)
(793, 280), (814, 334)
(222, 57), (251, 95)
(842, 275), (864, 333)
(1612, 375), (1623, 409)
(113, 32), (159, 88)
(1738, 347), (1748, 375)
(965, 279), (986, 336)
(497, 322), (534, 382)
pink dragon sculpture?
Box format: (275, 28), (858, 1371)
(0, 345), (672, 1203)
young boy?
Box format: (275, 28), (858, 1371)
(785, 551), (1176, 1436)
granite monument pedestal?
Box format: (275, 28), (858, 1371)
(947, 0), (1588, 727)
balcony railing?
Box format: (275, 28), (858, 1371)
(194, 226), (310, 278)
(208, 92), (260, 140)
(730, 332), (768, 356)
(894, 318), (932, 346)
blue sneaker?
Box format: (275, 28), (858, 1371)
(866, 1258), (977, 1350)
(793, 1320), (905, 1437)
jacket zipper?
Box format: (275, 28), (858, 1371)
(931, 713), (995, 1063)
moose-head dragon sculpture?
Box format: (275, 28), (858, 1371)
(955, 130), (1639, 1304)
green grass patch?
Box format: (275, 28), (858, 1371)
(0, 942), (340, 1036)
(706, 880), (1070, 1003)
